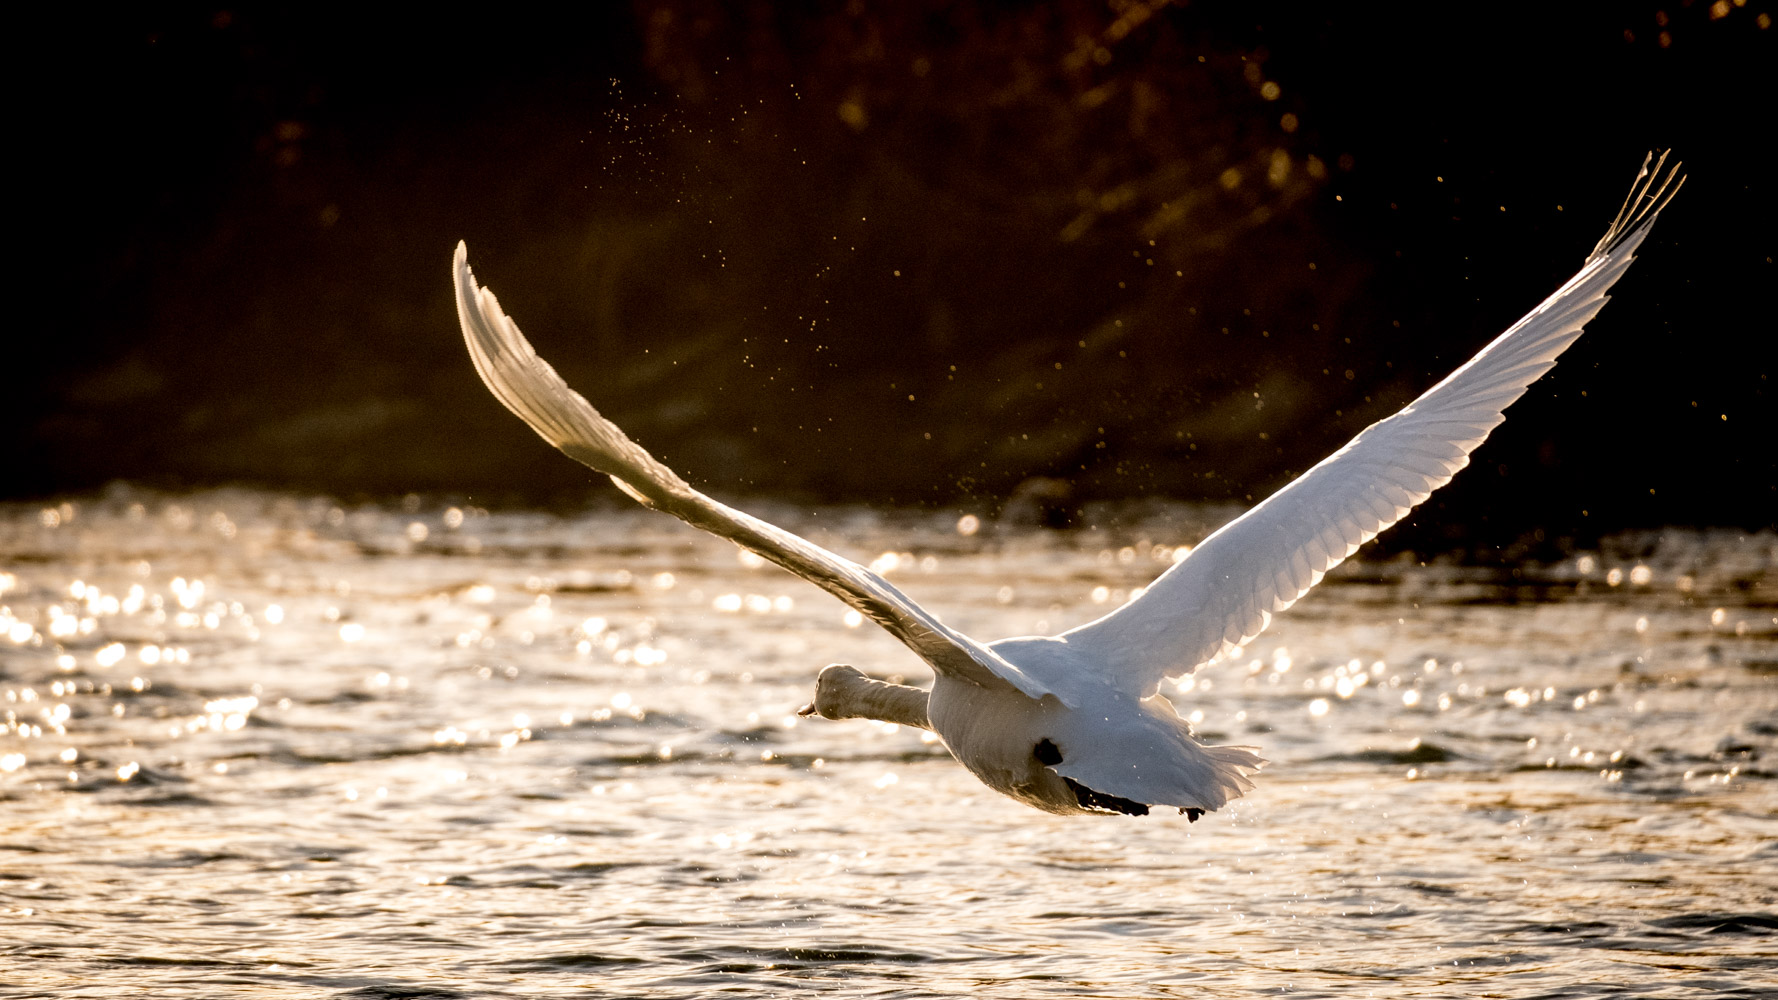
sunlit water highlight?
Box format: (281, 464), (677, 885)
(3, 489), (1774, 998)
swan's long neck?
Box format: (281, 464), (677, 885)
(814, 666), (932, 730)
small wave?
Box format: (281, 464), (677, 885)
(664, 944), (940, 966)
(511, 952), (645, 968)
(108, 763), (188, 787)
(713, 725), (788, 744)
(126, 792), (218, 809)
(1032, 908), (1174, 920)
(1645, 912), (1778, 935)
(1507, 919), (1617, 936)
(1316, 741), (1461, 765)
(102, 956), (248, 968)
(110, 849), (245, 869)
(543, 709), (698, 732)
(561, 861), (646, 878)
(444, 861), (646, 890)
(1595, 851), (1671, 865)
(337, 984), (473, 1000)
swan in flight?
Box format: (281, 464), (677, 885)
(452, 153), (1681, 819)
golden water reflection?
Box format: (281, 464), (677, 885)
(0, 488), (1773, 996)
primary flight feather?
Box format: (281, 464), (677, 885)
(452, 152), (1681, 818)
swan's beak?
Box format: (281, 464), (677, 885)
(796, 702), (816, 717)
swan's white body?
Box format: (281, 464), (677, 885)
(452, 154), (1680, 818)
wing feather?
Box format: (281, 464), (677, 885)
(452, 244), (1049, 701)
(1060, 153), (1682, 697)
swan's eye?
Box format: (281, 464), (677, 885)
(1033, 739), (1063, 766)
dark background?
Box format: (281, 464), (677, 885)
(10, 2), (1773, 550)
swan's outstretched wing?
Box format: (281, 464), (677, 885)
(452, 243), (1049, 700)
(1060, 152), (1683, 699)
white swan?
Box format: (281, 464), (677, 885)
(452, 153), (1681, 819)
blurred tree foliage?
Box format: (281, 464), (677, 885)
(11, 1), (1771, 546)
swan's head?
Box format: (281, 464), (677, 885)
(796, 663), (869, 720)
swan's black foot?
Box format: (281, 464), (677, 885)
(1179, 807), (1204, 822)
(1035, 738), (1152, 816)
(1062, 776), (1150, 816)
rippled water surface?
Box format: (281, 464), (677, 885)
(3, 489), (1774, 997)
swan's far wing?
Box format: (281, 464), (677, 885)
(453, 244), (1049, 701)
(1060, 153), (1682, 698)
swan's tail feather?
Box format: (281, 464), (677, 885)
(1054, 698), (1266, 816)
(1195, 742), (1268, 808)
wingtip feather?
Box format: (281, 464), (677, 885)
(1589, 150), (1684, 262)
